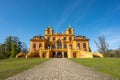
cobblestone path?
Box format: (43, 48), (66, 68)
(6, 58), (114, 80)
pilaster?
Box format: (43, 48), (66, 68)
(62, 52), (64, 58)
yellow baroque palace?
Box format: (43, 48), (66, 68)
(21, 26), (103, 58)
(26, 26), (91, 58)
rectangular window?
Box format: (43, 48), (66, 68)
(33, 43), (36, 48)
(48, 29), (50, 34)
(52, 44), (55, 48)
(58, 42), (62, 49)
(83, 43), (86, 48)
(53, 37), (55, 41)
(69, 44), (72, 49)
(64, 37), (66, 41)
(64, 44), (67, 49)
(47, 44), (50, 49)
(48, 37), (50, 41)
(69, 37), (72, 41)
(69, 30), (72, 34)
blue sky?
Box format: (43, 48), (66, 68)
(0, 0), (120, 51)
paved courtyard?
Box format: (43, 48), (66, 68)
(6, 58), (114, 80)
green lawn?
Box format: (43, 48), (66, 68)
(0, 58), (49, 80)
(70, 58), (120, 80)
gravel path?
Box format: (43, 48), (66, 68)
(6, 58), (114, 80)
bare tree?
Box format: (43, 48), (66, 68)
(95, 36), (109, 56)
(21, 42), (28, 53)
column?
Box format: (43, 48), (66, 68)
(62, 52), (64, 58)
(77, 52), (80, 58)
(55, 52), (57, 58)
(39, 51), (42, 58)
(68, 48), (72, 58)
(86, 42), (89, 51)
(62, 42), (64, 49)
(55, 43), (57, 49)
(46, 52), (50, 58)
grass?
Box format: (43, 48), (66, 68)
(70, 58), (120, 80)
(0, 58), (49, 80)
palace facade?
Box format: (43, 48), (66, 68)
(25, 26), (95, 58)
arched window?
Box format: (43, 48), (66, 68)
(58, 42), (62, 49)
(33, 43), (36, 48)
(77, 43), (80, 49)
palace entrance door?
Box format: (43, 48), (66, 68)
(64, 52), (68, 58)
(57, 52), (62, 58)
(52, 52), (56, 58)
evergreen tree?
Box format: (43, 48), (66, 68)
(4, 36), (12, 57)
(0, 44), (7, 59)
(4, 36), (22, 57)
(0, 36), (26, 59)
(10, 42), (18, 57)
(12, 36), (22, 53)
